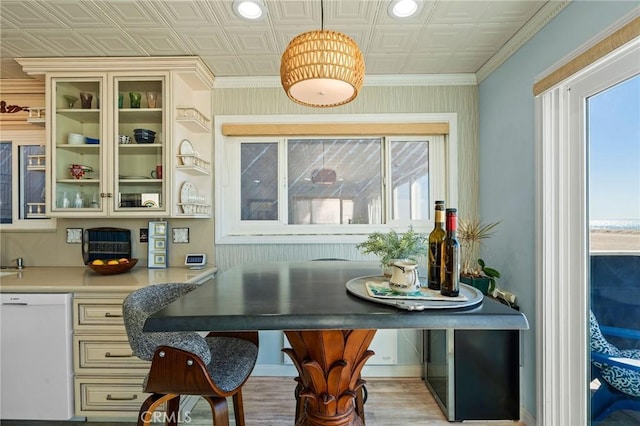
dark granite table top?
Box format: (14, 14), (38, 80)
(144, 261), (529, 332)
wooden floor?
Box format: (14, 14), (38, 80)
(191, 376), (521, 426)
(2, 376), (639, 425)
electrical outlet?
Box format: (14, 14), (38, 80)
(66, 228), (83, 244)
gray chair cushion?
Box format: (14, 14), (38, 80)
(206, 336), (258, 393)
(124, 283), (211, 364)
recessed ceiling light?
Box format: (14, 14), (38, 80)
(388, 0), (421, 19)
(233, 0), (265, 21)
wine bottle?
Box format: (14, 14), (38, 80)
(427, 200), (446, 290)
(441, 208), (460, 297)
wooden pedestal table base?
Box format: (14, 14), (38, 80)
(283, 330), (376, 426)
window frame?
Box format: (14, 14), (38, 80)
(0, 129), (57, 231)
(214, 113), (458, 244)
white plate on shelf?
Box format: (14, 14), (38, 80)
(179, 139), (194, 165)
(119, 175), (150, 179)
(180, 181), (197, 205)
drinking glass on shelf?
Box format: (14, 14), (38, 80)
(129, 92), (141, 108)
(58, 192), (70, 208)
(90, 193), (100, 208)
(74, 192), (84, 208)
(80, 92), (93, 109)
(146, 92), (158, 108)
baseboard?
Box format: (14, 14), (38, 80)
(252, 364), (424, 377)
(520, 405), (536, 425)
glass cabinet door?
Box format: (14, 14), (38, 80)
(113, 76), (165, 213)
(50, 77), (105, 214)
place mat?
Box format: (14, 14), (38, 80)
(365, 279), (468, 301)
(346, 275), (483, 311)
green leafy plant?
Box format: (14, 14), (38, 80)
(477, 258), (501, 293)
(356, 227), (427, 267)
(458, 218), (501, 275)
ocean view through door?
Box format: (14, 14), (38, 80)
(587, 73), (639, 425)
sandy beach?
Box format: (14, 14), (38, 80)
(590, 230), (640, 251)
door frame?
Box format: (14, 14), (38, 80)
(535, 36), (639, 425)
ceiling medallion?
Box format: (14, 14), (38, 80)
(280, 2), (364, 108)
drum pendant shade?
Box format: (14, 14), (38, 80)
(280, 30), (365, 108)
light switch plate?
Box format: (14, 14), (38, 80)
(66, 228), (83, 244)
(173, 227), (189, 243)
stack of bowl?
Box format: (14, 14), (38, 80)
(68, 133), (85, 145)
(133, 129), (156, 144)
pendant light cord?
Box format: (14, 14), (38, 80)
(321, 0), (324, 31)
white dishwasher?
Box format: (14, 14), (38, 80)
(0, 293), (74, 420)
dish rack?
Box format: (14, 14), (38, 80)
(176, 154), (210, 174)
(26, 203), (46, 218)
(177, 203), (211, 215)
(175, 106), (210, 132)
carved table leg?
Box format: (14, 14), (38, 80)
(284, 330), (376, 426)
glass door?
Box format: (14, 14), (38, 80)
(587, 74), (640, 424)
(113, 76), (166, 214)
(50, 77), (105, 215)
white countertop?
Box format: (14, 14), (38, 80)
(0, 265), (217, 293)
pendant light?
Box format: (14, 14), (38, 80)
(280, 0), (365, 108)
(311, 142), (337, 185)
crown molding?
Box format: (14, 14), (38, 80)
(213, 73), (476, 89)
(15, 56), (214, 89)
(476, 0), (572, 83)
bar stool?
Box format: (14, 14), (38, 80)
(123, 283), (259, 426)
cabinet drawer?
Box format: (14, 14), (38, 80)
(75, 377), (150, 415)
(74, 297), (126, 331)
(74, 335), (149, 372)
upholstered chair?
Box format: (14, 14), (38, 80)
(123, 283), (259, 426)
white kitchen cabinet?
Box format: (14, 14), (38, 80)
(17, 57), (214, 218)
(72, 293), (150, 419)
(49, 74), (167, 217)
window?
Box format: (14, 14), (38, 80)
(0, 130), (56, 231)
(215, 114), (457, 243)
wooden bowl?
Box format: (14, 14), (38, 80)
(87, 258), (138, 275)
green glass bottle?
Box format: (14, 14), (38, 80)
(427, 201), (446, 290)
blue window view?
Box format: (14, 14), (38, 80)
(588, 74), (640, 248)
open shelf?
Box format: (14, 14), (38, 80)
(176, 106), (210, 132)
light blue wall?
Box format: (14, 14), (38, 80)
(478, 1), (638, 418)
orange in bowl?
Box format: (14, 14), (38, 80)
(87, 258), (138, 275)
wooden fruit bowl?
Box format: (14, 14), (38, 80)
(87, 258), (138, 275)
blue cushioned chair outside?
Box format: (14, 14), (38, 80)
(124, 283), (259, 426)
(590, 310), (640, 423)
